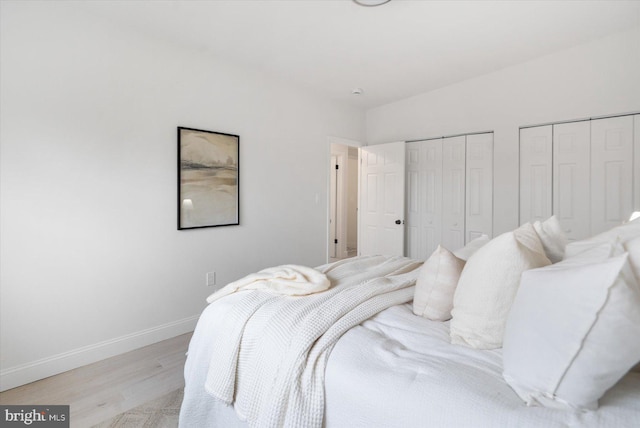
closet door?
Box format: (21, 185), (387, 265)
(553, 121), (590, 241)
(422, 140), (443, 257)
(405, 140), (442, 260)
(465, 133), (493, 243)
(590, 116), (634, 234)
(519, 126), (553, 225)
(442, 136), (466, 251)
(405, 142), (421, 259)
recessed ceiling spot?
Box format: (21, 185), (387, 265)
(352, 88), (364, 95)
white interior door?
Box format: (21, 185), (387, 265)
(406, 139), (442, 260)
(422, 140), (443, 257)
(553, 121), (590, 241)
(359, 142), (406, 256)
(590, 115), (634, 234)
(405, 142), (422, 258)
(441, 136), (466, 251)
(520, 125), (553, 225)
(465, 133), (493, 243)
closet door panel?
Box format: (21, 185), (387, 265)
(423, 140), (443, 257)
(553, 121), (590, 241)
(405, 142), (421, 259)
(465, 133), (493, 243)
(405, 140), (442, 259)
(442, 136), (466, 251)
(590, 116), (633, 234)
(519, 126), (552, 225)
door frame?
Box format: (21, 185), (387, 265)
(327, 137), (362, 263)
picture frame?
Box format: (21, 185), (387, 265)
(177, 127), (240, 230)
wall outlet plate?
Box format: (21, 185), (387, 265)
(206, 271), (216, 286)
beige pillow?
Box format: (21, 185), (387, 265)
(533, 215), (568, 263)
(452, 234), (490, 261)
(450, 223), (551, 349)
(413, 245), (465, 321)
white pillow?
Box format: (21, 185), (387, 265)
(503, 243), (640, 410)
(533, 215), (568, 263)
(564, 219), (640, 260)
(624, 235), (640, 374)
(452, 234), (490, 261)
(450, 223), (550, 349)
(622, 235), (640, 284)
(413, 245), (465, 321)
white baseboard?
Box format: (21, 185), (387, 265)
(0, 314), (199, 392)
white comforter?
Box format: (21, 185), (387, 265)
(179, 257), (640, 428)
(325, 304), (640, 427)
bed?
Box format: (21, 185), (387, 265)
(179, 217), (640, 427)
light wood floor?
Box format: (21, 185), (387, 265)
(0, 332), (192, 428)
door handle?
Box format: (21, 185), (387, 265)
(395, 219), (402, 225)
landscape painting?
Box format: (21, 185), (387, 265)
(178, 127), (239, 229)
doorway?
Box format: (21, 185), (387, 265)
(328, 139), (360, 263)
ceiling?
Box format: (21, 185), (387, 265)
(78, 0), (640, 109)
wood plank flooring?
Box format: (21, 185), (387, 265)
(0, 332), (192, 427)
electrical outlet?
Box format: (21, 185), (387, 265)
(206, 271), (216, 286)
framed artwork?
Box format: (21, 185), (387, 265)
(177, 127), (239, 229)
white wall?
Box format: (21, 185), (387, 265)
(366, 27), (640, 236)
(0, 2), (364, 390)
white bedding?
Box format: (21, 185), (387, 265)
(195, 255), (422, 427)
(326, 304), (640, 427)
(205, 264), (331, 304)
(179, 258), (640, 428)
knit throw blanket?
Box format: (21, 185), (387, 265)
(204, 255), (422, 428)
(206, 265), (331, 304)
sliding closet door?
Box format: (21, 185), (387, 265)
(590, 116), (634, 234)
(465, 133), (493, 243)
(442, 136), (466, 251)
(519, 126), (553, 225)
(422, 140), (443, 257)
(553, 121), (590, 241)
(406, 140), (442, 260)
(405, 142), (421, 259)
